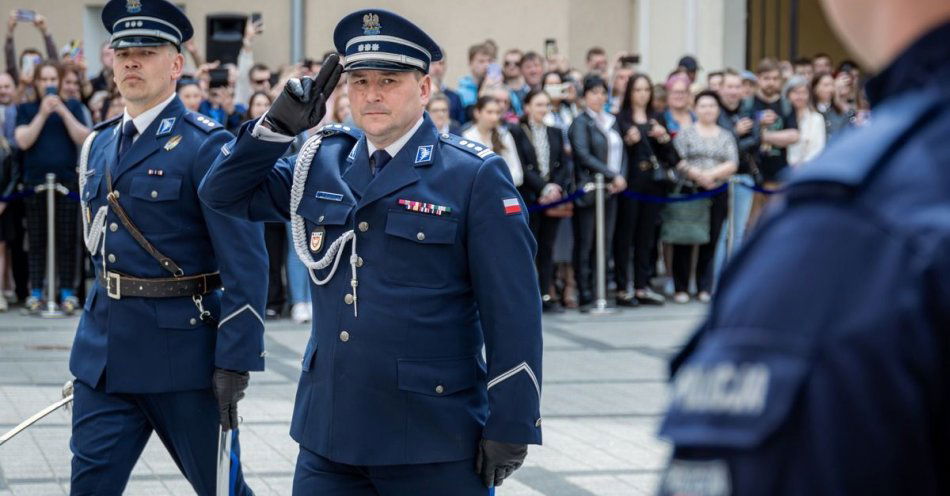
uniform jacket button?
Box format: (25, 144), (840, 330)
(355, 257), (364, 267)
(435, 384), (445, 394)
(318, 215), (325, 223)
(150, 190), (158, 199)
(416, 232), (425, 241)
(339, 330), (350, 342)
(535, 417), (543, 427)
(344, 294), (354, 305)
(107, 254), (116, 263)
(189, 318), (197, 325)
(358, 221), (369, 232)
(109, 222), (118, 232)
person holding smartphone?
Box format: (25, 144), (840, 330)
(4, 9), (58, 86)
(13, 61), (90, 313)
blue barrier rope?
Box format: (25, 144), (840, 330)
(526, 179), (784, 212)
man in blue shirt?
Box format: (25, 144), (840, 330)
(658, 0), (950, 494)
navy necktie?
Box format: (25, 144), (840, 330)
(370, 149), (392, 176)
(118, 119), (138, 162)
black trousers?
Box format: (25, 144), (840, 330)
(614, 192), (665, 292)
(529, 211), (561, 298)
(25, 189), (78, 295)
(572, 196), (618, 304)
(672, 191), (727, 293)
(264, 222), (287, 311)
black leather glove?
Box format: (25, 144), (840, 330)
(213, 368), (249, 431)
(475, 438), (528, 488)
(262, 53), (344, 136)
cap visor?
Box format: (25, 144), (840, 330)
(111, 37), (175, 49)
(343, 60), (421, 73)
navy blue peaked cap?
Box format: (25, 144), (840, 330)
(333, 9), (443, 73)
(102, 0), (193, 50)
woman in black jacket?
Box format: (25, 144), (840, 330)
(511, 89), (573, 313)
(568, 76), (627, 310)
(614, 74), (674, 306)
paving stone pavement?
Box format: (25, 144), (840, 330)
(0, 303), (705, 495)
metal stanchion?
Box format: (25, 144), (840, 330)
(725, 176), (736, 261)
(38, 173), (64, 318)
(590, 173), (615, 315)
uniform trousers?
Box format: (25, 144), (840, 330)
(529, 211), (561, 298)
(24, 188), (78, 295)
(292, 445), (490, 496)
(70, 378), (252, 496)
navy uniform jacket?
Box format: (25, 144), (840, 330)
(199, 114), (543, 466)
(71, 96), (267, 394)
(658, 23), (950, 495)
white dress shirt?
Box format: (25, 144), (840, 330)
(122, 92), (177, 143)
(461, 126), (524, 186)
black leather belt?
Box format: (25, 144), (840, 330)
(99, 271), (222, 299)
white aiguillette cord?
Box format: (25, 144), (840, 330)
(78, 130), (109, 265)
(290, 134), (360, 317)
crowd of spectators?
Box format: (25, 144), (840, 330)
(0, 9), (869, 317)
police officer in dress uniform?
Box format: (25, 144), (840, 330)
(657, 0), (950, 494)
(69, 1), (267, 494)
(199, 9), (543, 495)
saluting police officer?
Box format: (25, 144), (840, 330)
(200, 9), (542, 495)
(658, 0), (950, 494)
(69, 1), (267, 494)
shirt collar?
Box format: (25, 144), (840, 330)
(865, 21), (950, 106)
(122, 92), (177, 135)
(366, 116), (425, 158)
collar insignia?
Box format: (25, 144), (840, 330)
(156, 117), (176, 137)
(414, 145), (433, 164)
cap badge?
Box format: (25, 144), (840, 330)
(362, 13), (381, 35)
(126, 0), (142, 14)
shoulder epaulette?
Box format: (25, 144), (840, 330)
(439, 133), (495, 160)
(183, 111), (224, 134)
(92, 114), (121, 132)
(317, 123), (363, 140)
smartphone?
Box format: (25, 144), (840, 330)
(543, 83), (568, 99)
(15, 9), (36, 22)
(209, 68), (230, 89)
(21, 53), (41, 75)
(250, 12), (263, 34)
(620, 54), (641, 66)
(544, 39), (558, 60)
(487, 63), (501, 81)
(44, 86), (58, 96)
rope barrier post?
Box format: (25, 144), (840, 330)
(726, 176), (736, 261)
(40, 173), (63, 318)
(590, 173), (614, 316)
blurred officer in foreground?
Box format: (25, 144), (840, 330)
(70, 0), (266, 494)
(658, 1), (950, 494)
(200, 9), (542, 495)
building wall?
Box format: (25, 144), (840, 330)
(0, 0), (850, 92)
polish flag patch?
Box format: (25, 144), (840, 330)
(503, 198), (522, 215)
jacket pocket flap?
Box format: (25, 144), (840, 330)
(296, 195), (352, 226)
(129, 176), (182, 202)
(398, 355), (478, 396)
(385, 211), (458, 244)
(659, 332), (810, 450)
(82, 173), (103, 201)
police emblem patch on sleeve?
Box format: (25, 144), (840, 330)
(310, 227), (326, 253)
